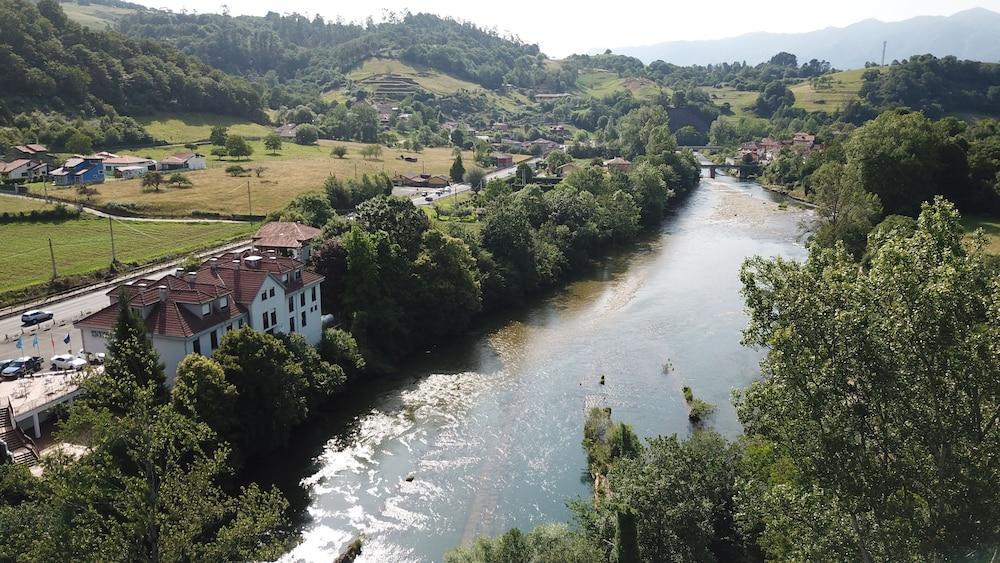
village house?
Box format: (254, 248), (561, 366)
(493, 122), (510, 132)
(792, 132), (817, 149)
(492, 153), (514, 168)
(158, 151), (206, 171)
(252, 221), (322, 262)
(76, 248), (325, 382)
(556, 162), (579, 177)
(8, 144), (51, 162)
(528, 138), (560, 155)
(101, 154), (157, 177)
(275, 123), (300, 140)
(392, 173), (452, 189)
(50, 156), (105, 186)
(603, 157), (632, 174)
(0, 159), (49, 182)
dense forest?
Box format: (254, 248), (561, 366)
(0, 0), (264, 122)
(858, 54), (1000, 118)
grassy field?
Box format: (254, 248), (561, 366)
(60, 1), (137, 29)
(136, 113), (274, 144)
(0, 216), (254, 294)
(701, 86), (760, 120)
(790, 68), (866, 113)
(962, 216), (1000, 254)
(0, 196), (58, 214)
(31, 141), (472, 217)
(577, 70), (665, 100)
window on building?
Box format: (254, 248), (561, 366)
(262, 312), (269, 329)
(312, 286), (317, 302)
(220, 297), (229, 309)
(301, 311), (307, 327)
(201, 303), (211, 317)
(289, 317), (296, 333)
(193, 338), (201, 355)
(227, 324), (233, 332)
(210, 330), (218, 351)
(288, 296), (294, 312)
(261, 291), (267, 301)
(269, 287), (275, 298)
(300, 293), (306, 307)
(270, 310), (277, 327)
(238, 319), (244, 329)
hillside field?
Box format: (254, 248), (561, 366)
(0, 216), (253, 295)
(790, 68), (866, 112)
(137, 113), (274, 144)
(577, 69), (664, 100)
(0, 196), (57, 214)
(59, 1), (137, 29)
(30, 140), (472, 217)
(701, 86), (760, 119)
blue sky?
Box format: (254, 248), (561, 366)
(132, 0), (1000, 57)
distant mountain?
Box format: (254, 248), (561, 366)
(613, 8), (1000, 68)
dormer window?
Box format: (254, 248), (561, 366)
(201, 304), (211, 317)
(219, 297), (229, 309)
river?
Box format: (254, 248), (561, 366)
(268, 173), (812, 562)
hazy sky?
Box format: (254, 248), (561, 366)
(132, 0), (1000, 57)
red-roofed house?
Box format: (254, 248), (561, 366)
(253, 221), (322, 262)
(158, 152), (206, 171)
(76, 248), (325, 382)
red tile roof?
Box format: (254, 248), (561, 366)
(253, 222), (322, 249)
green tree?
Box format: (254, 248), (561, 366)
(410, 230), (482, 339)
(737, 198), (1000, 560)
(167, 172), (192, 187)
(355, 195), (430, 259)
(809, 162), (882, 256)
(141, 171), (164, 191)
(171, 354), (238, 440)
(225, 135), (253, 160)
(464, 166), (486, 192)
(64, 131), (93, 155)
(330, 145), (348, 159)
(209, 125), (229, 146)
(446, 524), (602, 563)
(359, 144), (383, 160)
(294, 124), (319, 145)
(845, 110), (946, 216)
(320, 328), (365, 377)
(211, 328), (308, 458)
(545, 149), (572, 174)
(89, 298), (167, 411)
(450, 128), (465, 147)
(450, 154), (466, 183)
(515, 162), (533, 184)
(282, 191), (334, 227)
(210, 146), (228, 159)
(627, 161), (671, 225)
(263, 132), (282, 154)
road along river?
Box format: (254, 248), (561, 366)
(263, 172), (813, 562)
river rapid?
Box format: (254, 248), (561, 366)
(268, 173), (812, 562)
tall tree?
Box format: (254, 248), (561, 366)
(449, 154), (466, 183)
(737, 198), (1000, 560)
(809, 162), (882, 256)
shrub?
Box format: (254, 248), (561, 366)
(225, 165), (248, 177)
(330, 145), (348, 159)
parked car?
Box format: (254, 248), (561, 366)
(424, 196), (434, 202)
(51, 354), (87, 371)
(2, 356), (42, 379)
(81, 350), (105, 365)
(20, 310), (54, 326)
(0, 359), (14, 373)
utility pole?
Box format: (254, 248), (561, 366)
(246, 180), (253, 223)
(48, 238), (57, 279)
(881, 41), (887, 67)
(108, 216), (116, 264)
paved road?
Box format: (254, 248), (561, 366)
(0, 192), (245, 223)
(0, 239), (251, 360)
(406, 158), (541, 207)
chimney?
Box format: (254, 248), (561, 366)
(186, 271), (197, 287)
(157, 285), (167, 303)
(209, 258), (218, 272)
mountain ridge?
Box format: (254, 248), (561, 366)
(612, 8), (1000, 67)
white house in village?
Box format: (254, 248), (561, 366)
(101, 154), (158, 177)
(76, 248), (324, 384)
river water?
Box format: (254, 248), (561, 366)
(271, 173), (812, 562)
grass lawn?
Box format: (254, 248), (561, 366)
(962, 216), (1000, 254)
(136, 113), (274, 144)
(0, 217), (254, 294)
(0, 196), (59, 214)
(423, 191), (481, 232)
(31, 141), (473, 217)
(790, 68), (866, 113)
(577, 70), (665, 100)
(701, 86), (761, 120)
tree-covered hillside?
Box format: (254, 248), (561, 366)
(0, 0), (264, 123)
(115, 10), (576, 106)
